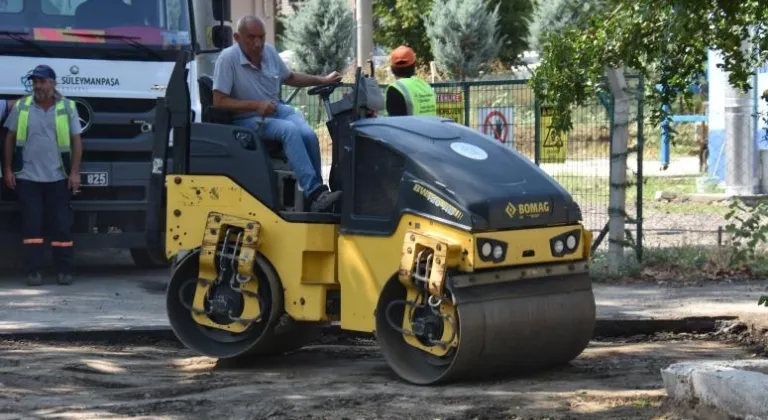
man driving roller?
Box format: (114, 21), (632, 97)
(212, 15), (343, 213)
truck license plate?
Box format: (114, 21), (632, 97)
(81, 172), (109, 187)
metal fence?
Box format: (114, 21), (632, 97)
(281, 76), (646, 259)
(637, 88), (742, 252)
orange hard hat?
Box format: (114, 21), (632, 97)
(390, 45), (416, 68)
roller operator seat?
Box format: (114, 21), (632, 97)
(196, 75), (287, 161)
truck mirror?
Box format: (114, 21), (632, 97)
(212, 0), (231, 22)
(211, 25), (233, 49)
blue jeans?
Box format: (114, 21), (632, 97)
(233, 104), (323, 198)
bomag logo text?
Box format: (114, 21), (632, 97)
(413, 184), (464, 220)
(507, 201), (551, 218)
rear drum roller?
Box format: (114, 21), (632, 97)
(375, 261), (596, 385)
(166, 248), (317, 359)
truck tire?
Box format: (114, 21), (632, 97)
(130, 248), (169, 268)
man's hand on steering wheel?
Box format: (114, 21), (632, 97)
(321, 71), (343, 85)
(308, 72), (343, 96)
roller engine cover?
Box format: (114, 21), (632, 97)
(349, 116), (582, 232)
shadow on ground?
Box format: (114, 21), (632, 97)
(0, 247), (167, 278)
(0, 334), (751, 420)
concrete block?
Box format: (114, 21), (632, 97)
(655, 190), (677, 201)
(661, 360), (768, 420)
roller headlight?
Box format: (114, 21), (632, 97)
(550, 229), (581, 257)
(566, 234), (577, 250)
(492, 244), (504, 260)
(481, 242), (492, 257)
(477, 238), (507, 263)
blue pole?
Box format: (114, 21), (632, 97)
(660, 104), (671, 169)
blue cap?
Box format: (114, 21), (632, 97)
(27, 64), (56, 81)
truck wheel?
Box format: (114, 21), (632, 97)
(130, 248), (169, 268)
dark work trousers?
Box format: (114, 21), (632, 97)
(16, 179), (74, 275)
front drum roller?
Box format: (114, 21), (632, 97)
(166, 217), (320, 359)
(376, 252), (596, 385)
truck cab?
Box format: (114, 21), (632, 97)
(0, 0), (229, 267)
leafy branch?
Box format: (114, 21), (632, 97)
(723, 198), (768, 309)
(724, 198), (768, 265)
(530, 0), (768, 142)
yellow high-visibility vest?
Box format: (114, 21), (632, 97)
(14, 95), (74, 175)
(387, 77), (437, 116)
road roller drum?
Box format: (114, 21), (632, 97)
(377, 267), (595, 385)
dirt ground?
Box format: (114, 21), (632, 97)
(0, 330), (763, 420)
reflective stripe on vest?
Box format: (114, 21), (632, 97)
(15, 95), (73, 175)
(389, 77), (437, 116)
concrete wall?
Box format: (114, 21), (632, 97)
(230, 0), (277, 44)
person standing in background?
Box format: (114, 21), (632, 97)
(3, 65), (82, 286)
(385, 45), (437, 117)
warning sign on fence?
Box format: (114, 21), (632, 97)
(478, 106), (514, 147)
(436, 91), (465, 125)
(539, 106), (568, 163)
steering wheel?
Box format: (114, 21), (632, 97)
(308, 80), (341, 97)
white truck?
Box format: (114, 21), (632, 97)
(0, 0), (232, 266)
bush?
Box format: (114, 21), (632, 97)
(724, 197), (768, 307)
(424, 0), (505, 80)
(279, 0), (355, 75)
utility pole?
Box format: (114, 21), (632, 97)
(355, 0), (373, 69)
(723, 38), (758, 196)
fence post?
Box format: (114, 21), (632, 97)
(605, 67), (630, 275)
(463, 83), (470, 126)
(534, 98), (541, 166)
(636, 76), (644, 263)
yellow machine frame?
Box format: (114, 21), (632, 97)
(165, 175), (592, 336)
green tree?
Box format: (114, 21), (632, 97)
(374, 0), (534, 69)
(530, 0), (767, 138)
(495, 0), (536, 66)
(527, 0), (605, 51)
(424, 0), (505, 80)
(279, 0), (355, 74)
(275, 0), (304, 51)
(373, 0), (434, 65)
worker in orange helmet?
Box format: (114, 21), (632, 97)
(385, 46), (437, 116)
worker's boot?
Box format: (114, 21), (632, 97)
(57, 273), (73, 286)
(309, 186), (342, 213)
(26, 272), (43, 286)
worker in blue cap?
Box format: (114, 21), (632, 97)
(2, 64), (83, 286)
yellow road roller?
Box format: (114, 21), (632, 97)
(145, 51), (596, 385)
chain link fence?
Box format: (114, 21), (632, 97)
(633, 81), (768, 252)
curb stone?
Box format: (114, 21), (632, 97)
(661, 360), (768, 420)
